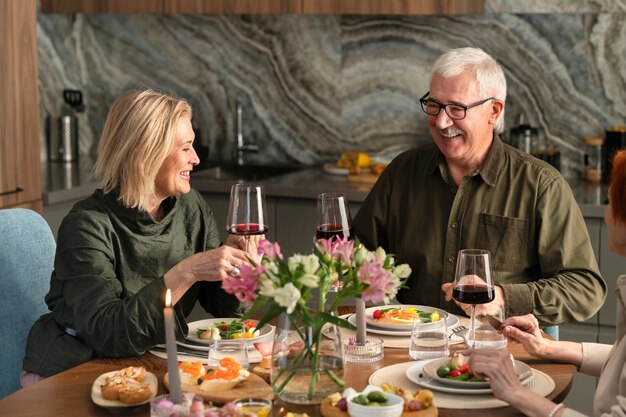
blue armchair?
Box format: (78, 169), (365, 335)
(0, 209), (55, 398)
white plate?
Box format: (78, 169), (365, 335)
(422, 357), (532, 389)
(323, 162), (349, 175)
(349, 308), (459, 336)
(91, 370), (157, 409)
(405, 359), (533, 395)
(185, 318), (274, 346)
(365, 305), (450, 330)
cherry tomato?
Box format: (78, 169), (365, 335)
(458, 364), (470, 374)
(469, 371), (475, 378)
(221, 325), (229, 331)
(373, 310), (382, 320)
(448, 370), (461, 377)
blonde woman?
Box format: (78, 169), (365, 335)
(22, 89), (257, 383)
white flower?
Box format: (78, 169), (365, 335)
(258, 277), (277, 298)
(299, 273), (320, 288)
(274, 283), (301, 314)
(394, 263), (411, 278)
(301, 254), (320, 274)
(354, 246), (370, 264)
(288, 254), (305, 272)
(375, 247), (387, 262)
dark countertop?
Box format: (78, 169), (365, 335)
(43, 162), (609, 218)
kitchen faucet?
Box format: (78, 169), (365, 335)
(235, 97), (258, 166)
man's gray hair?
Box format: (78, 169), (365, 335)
(430, 47), (507, 134)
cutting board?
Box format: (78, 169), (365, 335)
(163, 372), (273, 404)
(320, 397), (437, 417)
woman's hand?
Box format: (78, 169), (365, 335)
(464, 349), (526, 404)
(225, 234), (263, 264)
(501, 314), (552, 359)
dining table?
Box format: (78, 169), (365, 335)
(0, 320), (574, 417)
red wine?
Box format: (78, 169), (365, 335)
(316, 223), (351, 240)
(227, 223), (268, 236)
(452, 284), (495, 304)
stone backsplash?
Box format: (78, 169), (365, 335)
(37, 1), (625, 177)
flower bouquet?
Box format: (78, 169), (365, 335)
(222, 237), (411, 404)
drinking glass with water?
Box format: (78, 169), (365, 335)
(207, 338), (250, 369)
(409, 312), (449, 360)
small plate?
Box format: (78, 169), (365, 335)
(348, 311), (459, 336)
(91, 370), (157, 409)
(365, 305), (456, 331)
(323, 162), (349, 175)
(185, 318), (274, 346)
(422, 357), (533, 389)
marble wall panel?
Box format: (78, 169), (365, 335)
(38, 12), (626, 177)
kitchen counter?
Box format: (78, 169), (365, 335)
(43, 162), (608, 218)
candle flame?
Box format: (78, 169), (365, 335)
(165, 288), (172, 307)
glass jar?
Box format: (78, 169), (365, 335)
(584, 136), (604, 183)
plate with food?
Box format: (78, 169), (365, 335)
(323, 162), (349, 176)
(364, 305), (458, 331)
(91, 366), (157, 409)
(185, 318), (274, 347)
(405, 357), (533, 394)
(165, 359), (273, 404)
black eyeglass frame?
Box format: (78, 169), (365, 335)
(419, 91), (495, 120)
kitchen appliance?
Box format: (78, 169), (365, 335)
(46, 89), (84, 162)
(602, 126), (626, 183)
(510, 114), (561, 171)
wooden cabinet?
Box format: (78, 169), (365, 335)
(40, 0), (484, 14)
(0, 0), (42, 213)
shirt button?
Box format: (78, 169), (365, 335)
(451, 223), (458, 229)
(448, 256), (455, 263)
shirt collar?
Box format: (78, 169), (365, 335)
(428, 133), (503, 187)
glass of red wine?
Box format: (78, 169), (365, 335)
(226, 184), (268, 252)
(452, 249), (494, 348)
(316, 192), (352, 241)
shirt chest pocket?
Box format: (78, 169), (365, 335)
(476, 213), (528, 271)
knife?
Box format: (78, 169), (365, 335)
(150, 346), (207, 359)
(480, 315), (503, 331)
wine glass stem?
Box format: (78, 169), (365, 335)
(244, 236), (250, 253)
(470, 304), (477, 349)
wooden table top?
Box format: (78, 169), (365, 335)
(0, 340), (573, 417)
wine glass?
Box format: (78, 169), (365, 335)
(316, 192), (352, 241)
(226, 184), (268, 252)
(452, 249), (495, 348)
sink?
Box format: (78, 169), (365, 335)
(193, 164), (304, 182)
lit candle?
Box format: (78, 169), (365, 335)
(164, 289), (182, 404)
(355, 297), (366, 344)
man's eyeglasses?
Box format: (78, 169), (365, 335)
(419, 91), (494, 120)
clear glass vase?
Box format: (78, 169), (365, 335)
(270, 314), (344, 404)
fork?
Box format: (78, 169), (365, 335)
(449, 325), (468, 339)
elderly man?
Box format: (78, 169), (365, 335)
(352, 47), (605, 330)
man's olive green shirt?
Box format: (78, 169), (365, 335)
(353, 135), (606, 325)
(23, 188), (239, 376)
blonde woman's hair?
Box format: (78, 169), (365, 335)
(93, 89), (192, 211)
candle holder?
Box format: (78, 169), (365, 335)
(342, 336), (384, 363)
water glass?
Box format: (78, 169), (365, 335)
(207, 338), (250, 369)
(409, 313), (449, 360)
(467, 304), (507, 349)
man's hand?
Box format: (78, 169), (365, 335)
(441, 281), (505, 316)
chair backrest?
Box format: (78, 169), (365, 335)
(0, 208), (55, 398)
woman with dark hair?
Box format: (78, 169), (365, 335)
(465, 150), (626, 417)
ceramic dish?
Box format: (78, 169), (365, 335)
(91, 370), (157, 409)
(422, 357), (532, 389)
(185, 318), (274, 346)
(364, 305), (450, 330)
(405, 360), (534, 395)
(323, 162), (349, 175)
(350, 309), (459, 336)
